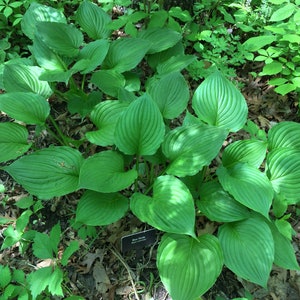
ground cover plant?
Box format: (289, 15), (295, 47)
(0, 1), (300, 299)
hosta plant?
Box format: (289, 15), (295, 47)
(0, 1), (299, 299)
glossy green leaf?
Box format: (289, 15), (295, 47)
(138, 27), (181, 54)
(192, 71), (247, 132)
(217, 163), (273, 218)
(21, 2), (67, 39)
(130, 175), (195, 236)
(102, 37), (150, 73)
(115, 94), (165, 155)
(162, 124), (227, 177)
(76, 1), (112, 39)
(76, 190), (128, 226)
(0, 123), (32, 163)
(242, 35), (276, 51)
(222, 139), (267, 168)
(79, 150), (137, 193)
(157, 233), (223, 299)
(147, 72), (189, 119)
(218, 217), (274, 287)
(0, 92), (50, 125)
(270, 3), (296, 22)
(3, 147), (83, 199)
(268, 121), (300, 151)
(3, 64), (53, 98)
(86, 100), (129, 146)
(274, 83), (296, 95)
(36, 22), (83, 58)
(260, 61), (282, 76)
(266, 148), (300, 204)
(198, 181), (251, 222)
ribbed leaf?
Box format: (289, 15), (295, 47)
(21, 2), (66, 39)
(0, 123), (32, 163)
(198, 181), (251, 222)
(72, 39), (110, 74)
(3, 147), (83, 199)
(222, 139), (267, 168)
(146, 72), (189, 119)
(130, 175), (195, 236)
(79, 150), (137, 193)
(0, 92), (50, 125)
(115, 94), (165, 155)
(86, 100), (129, 146)
(76, 1), (112, 39)
(218, 217), (274, 287)
(76, 190), (128, 226)
(266, 148), (300, 204)
(268, 121), (300, 151)
(36, 22), (83, 58)
(138, 27), (181, 54)
(102, 37), (150, 73)
(162, 124), (227, 177)
(3, 64), (53, 98)
(157, 233), (223, 300)
(192, 71), (248, 132)
(217, 163), (273, 218)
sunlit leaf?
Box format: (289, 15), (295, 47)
(0, 123), (32, 163)
(79, 150), (137, 193)
(76, 190), (128, 226)
(260, 61), (282, 76)
(3, 147), (83, 199)
(157, 233), (223, 299)
(242, 35), (276, 51)
(130, 175), (195, 236)
(270, 3), (296, 22)
(115, 94), (165, 155)
(218, 216), (274, 287)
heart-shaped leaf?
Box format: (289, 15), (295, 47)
(130, 175), (195, 236)
(0, 92), (50, 125)
(157, 233), (223, 300)
(217, 163), (273, 218)
(0, 123), (32, 163)
(115, 93), (165, 156)
(76, 190), (128, 226)
(79, 150), (137, 193)
(146, 72), (189, 119)
(266, 148), (300, 204)
(192, 71), (248, 132)
(3, 147), (83, 199)
(162, 123), (227, 177)
(218, 216), (274, 287)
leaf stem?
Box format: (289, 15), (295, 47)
(48, 115), (69, 146)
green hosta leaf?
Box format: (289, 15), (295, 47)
(86, 100), (129, 146)
(270, 3), (296, 22)
(260, 61), (282, 76)
(76, 190), (128, 226)
(3, 64), (53, 98)
(198, 181), (251, 222)
(0, 123), (32, 163)
(21, 2), (67, 39)
(102, 37), (150, 73)
(192, 71), (247, 132)
(91, 70), (125, 97)
(72, 39), (110, 74)
(130, 175), (195, 236)
(115, 94), (165, 155)
(146, 72), (189, 119)
(268, 121), (300, 151)
(76, 1), (112, 39)
(162, 124), (227, 177)
(157, 233), (223, 299)
(0, 92), (50, 125)
(217, 163), (273, 218)
(138, 27), (181, 54)
(266, 148), (300, 204)
(222, 139), (267, 168)
(36, 22), (83, 58)
(218, 217), (274, 287)
(79, 150), (137, 193)
(3, 147), (83, 199)
(242, 35), (276, 52)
